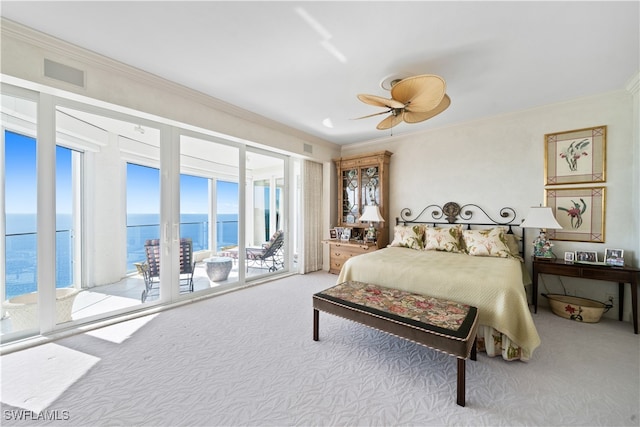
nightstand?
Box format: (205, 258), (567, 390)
(531, 258), (639, 334)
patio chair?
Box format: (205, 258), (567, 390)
(246, 230), (285, 272)
(141, 238), (195, 303)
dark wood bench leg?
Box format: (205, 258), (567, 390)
(457, 358), (466, 407)
(471, 338), (477, 361)
(313, 308), (319, 341)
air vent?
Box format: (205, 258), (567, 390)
(303, 143), (313, 154)
(44, 59), (85, 88)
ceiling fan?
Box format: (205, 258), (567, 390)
(356, 74), (451, 130)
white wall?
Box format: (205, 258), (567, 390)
(343, 88), (639, 323)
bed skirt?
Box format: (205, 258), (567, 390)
(476, 325), (525, 361)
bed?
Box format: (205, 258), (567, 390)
(336, 202), (541, 361)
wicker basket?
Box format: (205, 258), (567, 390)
(543, 293), (609, 323)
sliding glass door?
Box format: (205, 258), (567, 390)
(246, 149), (287, 279)
(1, 83), (296, 343)
(179, 133), (240, 290)
(2, 122), (39, 336)
(54, 145), (82, 327)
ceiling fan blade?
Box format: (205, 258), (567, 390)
(377, 112), (404, 130)
(352, 110), (392, 120)
(391, 74), (446, 112)
(403, 94), (451, 123)
(358, 94), (405, 109)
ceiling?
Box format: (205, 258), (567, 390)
(2, 1), (639, 146)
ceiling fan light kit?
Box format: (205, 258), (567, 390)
(379, 73), (410, 90)
(357, 74), (451, 130)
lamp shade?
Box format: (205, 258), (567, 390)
(520, 206), (562, 229)
(360, 205), (385, 223)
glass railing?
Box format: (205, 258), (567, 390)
(4, 229), (72, 300)
(4, 219), (240, 299)
(126, 219), (239, 272)
(126, 221), (210, 271)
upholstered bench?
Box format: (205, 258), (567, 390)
(313, 280), (479, 407)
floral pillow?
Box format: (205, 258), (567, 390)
(462, 227), (517, 259)
(388, 224), (425, 250)
(424, 225), (464, 253)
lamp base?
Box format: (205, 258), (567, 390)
(365, 225), (377, 242)
(533, 230), (555, 260)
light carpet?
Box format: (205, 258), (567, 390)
(1, 271), (638, 426)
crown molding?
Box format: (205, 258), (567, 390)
(1, 18), (336, 149)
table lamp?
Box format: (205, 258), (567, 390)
(520, 206), (563, 259)
(360, 205), (385, 242)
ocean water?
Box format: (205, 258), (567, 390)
(4, 213), (238, 299)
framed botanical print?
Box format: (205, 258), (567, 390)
(545, 187), (605, 243)
(544, 125), (606, 185)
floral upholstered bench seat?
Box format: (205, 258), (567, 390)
(312, 280), (479, 407)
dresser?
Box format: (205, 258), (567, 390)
(324, 240), (377, 275)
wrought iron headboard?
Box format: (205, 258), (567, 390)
(395, 201), (525, 255)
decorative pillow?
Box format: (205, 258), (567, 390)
(462, 227), (516, 258)
(388, 224), (425, 250)
(504, 232), (522, 257)
(424, 225), (464, 253)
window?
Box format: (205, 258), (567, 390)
(216, 180), (238, 252)
(126, 163), (161, 273)
(180, 174), (209, 252)
(246, 150), (286, 279)
(3, 130), (38, 333)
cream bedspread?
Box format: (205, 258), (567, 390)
(337, 247), (541, 360)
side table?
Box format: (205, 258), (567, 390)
(532, 258), (639, 334)
(203, 257), (233, 282)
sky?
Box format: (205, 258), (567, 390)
(5, 131), (38, 214)
(5, 130), (239, 220)
(127, 164), (239, 215)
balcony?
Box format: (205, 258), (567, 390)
(2, 219), (288, 336)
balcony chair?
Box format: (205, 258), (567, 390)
(246, 230), (285, 272)
(140, 238), (195, 303)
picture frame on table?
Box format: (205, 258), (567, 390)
(564, 251), (575, 262)
(334, 227), (344, 240)
(545, 187), (605, 243)
(604, 248), (624, 267)
(329, 229), (337, 239)
(544, 125), (606, 186)
(340, 227), (352, 241)
(575, 251), (598, 262)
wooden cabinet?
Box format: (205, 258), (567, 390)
(325, 240), (377, 275)
(334, 150), (392, 248)
(325, 151), (392, 274)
